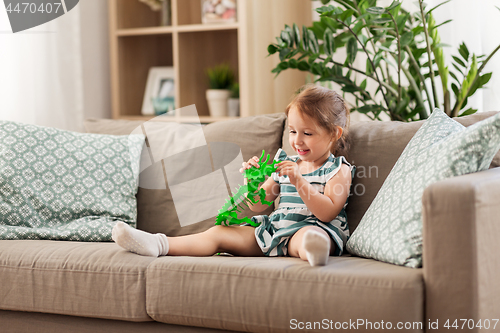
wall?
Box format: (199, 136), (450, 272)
(80, 0), (111, 121)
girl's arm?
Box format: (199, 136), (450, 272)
(246, 176), (280, 213)
(276, 162), (352, 222)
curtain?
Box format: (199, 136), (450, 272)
(0, 2), (84, 131)
(427, 0), (500, 113)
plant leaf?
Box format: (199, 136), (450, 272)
(468, 72), (492, 96)
(360, 79), (367, 90)
(433, 19), (452, 30)
(308, 29), (320, 54)
(311, 21), (326, 40)
(366, 6), (385, 15)
(293, 23), (301, 47)
(358, 34), (368, 46)
(298, 61), (310, 71)
(281, 31), (291, 48)
(340, 9), (355, 22)
(449, 71), (459, 83)
(267, 44), (278, 55)
(373, 52), (383, 68)
(279, 48), (290, 61)
(427, 0), (451, 14)
(347, 37), (358, 64)
(480, 72), (493, 86)
(400, 31), (414, 47)
(278, 61), (289, 70)
(366, 58), (373, 76)
(378, 45), (395, 54)
(458, 108), (477, 116)
(371, 27), (394, 31)
(302, 25), (309, 51)
(452, 55), (466, 68)
(308, 54), (319, 64)
(358, 104), (385, 113)
(320, 15), (339, 31)
(396, 97), (410, 114)
(324, 27), (336, 56)
(285, 25), (295, 48)
(412, 26), (424, 35)
(452, 63), (464, 75)
(373, 17), (392, 24)
(387, 1), (401, 11)
(405, 106), (423, 120)
(316, 5), (336, 15)
(396, 13), (409, 31)
(458, 42), (470, 62)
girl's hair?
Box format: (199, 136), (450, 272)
(285, 84), (351, 158)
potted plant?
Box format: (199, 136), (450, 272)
(205, 63), (235, 117)
(227, 82), (240, 117)
(268, 0), (500, 121)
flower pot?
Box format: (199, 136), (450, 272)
(227, 98), (240, 117)
(206, 89), (231, 117)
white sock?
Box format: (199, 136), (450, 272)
(303, 229), (331, 266)
(112, 221), (169, 257)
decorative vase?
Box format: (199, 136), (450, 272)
(206, 89), (231, 117)
(201, 0), (237, 24)
(227, 98), (240, 117)
(161, 0), (171, 26)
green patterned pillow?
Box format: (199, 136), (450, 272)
(346, 109), (500, 267)
(0, 121), (145, 241)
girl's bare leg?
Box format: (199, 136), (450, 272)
(113, 222), (262, 257)
(287, 226), (335, 266)
(168, 225), (263, 257)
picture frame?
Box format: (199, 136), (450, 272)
(142, 67), (175, 115)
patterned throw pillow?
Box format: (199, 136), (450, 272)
(0, 121), (145, 241)
(346, 109), (500, 267)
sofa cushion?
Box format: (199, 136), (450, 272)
(84, 114), (286, 237)
(0, 240), (156, 321)
(0, 121), (145, 241)
(146, 255), (423, 333)
(345, 111), (500, 232)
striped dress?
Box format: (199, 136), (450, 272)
(250, 148), (355, 257)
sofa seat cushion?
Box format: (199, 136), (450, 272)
(0, 240), (156, 321)
(146, 255), (423, 333)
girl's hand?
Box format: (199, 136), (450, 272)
(239, 156), (260, 174)
(276, 161), (303, 185)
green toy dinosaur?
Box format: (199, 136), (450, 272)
(215, 150), (278, 227)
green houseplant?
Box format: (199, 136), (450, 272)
(205, 63), (235, 117)
(268, 0), (500, 121)
(228, 82), (240, 117)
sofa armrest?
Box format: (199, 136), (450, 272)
(422, 167), (500, 327)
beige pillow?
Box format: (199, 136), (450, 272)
(84, 113), (286, 236)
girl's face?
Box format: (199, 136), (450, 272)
(287, 107), (337, 165)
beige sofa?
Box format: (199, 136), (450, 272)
(1, 112), (499, 333)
